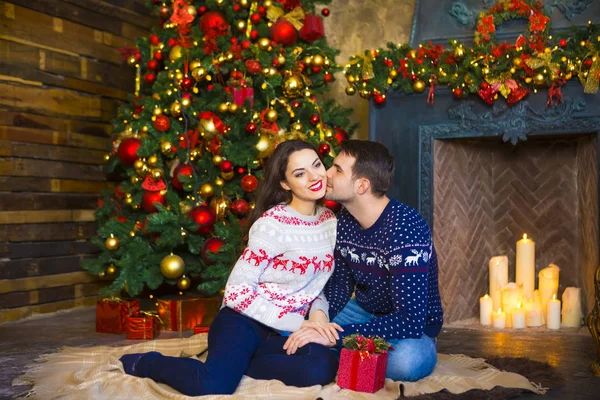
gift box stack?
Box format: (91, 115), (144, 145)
(96, 298), (139, 334)
(337, 334), (394, 393)
(157, 296), (221, 332)
(126, 312), (161, 340)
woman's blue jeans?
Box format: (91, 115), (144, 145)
(120, 307), (338, 396)
(332, 299), (438, 382)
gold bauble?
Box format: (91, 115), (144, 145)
(134, 159), (145, 171)
(105, 235), (120, 251)
(258, 38), (271, 51)
(210, 195), (231, 219)
(212, 155), (223, 166)
(221, 170), (234, 180)
(359, 90), (371, 99)
(325, 129), (334, 141)
(263, 0), (272, 7)
(453, 47), (465, 59)
(106, 265), (117, 279)
(130, 175), (139, 184)
(282, 75), (304, 98)
(292, 122), (303, 131)
(256, 135), (274, 159)
(580, 40), (586, 47)
(482, 67), (490, 75)
(240, 0), (250, 7)
(125, 197), (133, 205)
(534, 73), (545, 85)
(200, 117), (218, 135)
(190, 60), (202, 70)
(170, 101), (182, 117)
(265, 108), (278, 122)
(345, 86), (356, 95)
(346, 74), (356, 83)
(228, 103), (238, 113)
(510, 67), (516, 74)
(312, 54), (324, 66)
(152, 93), (161, 101)
(218, 103), (229, 113)
(304, 89), (312, 98)
(169, 45), (184, 62)
(304, 56), (313, 65)
(177, 275), (191, 290)
(191, 67), (206, 80)
(181, 97), (192, 108)
(413, 80), (426, 93)
(175, 71), (184, 81)
(236, 20), (246, 32)
(161, 141), (173, 154)
(98, 271), (106, 279)
(464, 73), (473, 85)
(409, 49), (418, 59)
(168, 70), (176, 79)
(153, 107), (163, 116)
(160, 254), (185, 280)
(277, 55), (286, 66)
(512, 57), (523, 68)
(214, 177), (224, 187)
(389, 69), (398, 79)
(147, 155), (158, 167)
(152, 169), (163, 180)
(187, 5), (197, 17)
(198, 183), (214, 199)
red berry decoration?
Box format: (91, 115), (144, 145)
(324, 73), (333, 83)
(144, 72), (156, 84)
(311, 66), (322, 73)
(172, 163), (194, 191)
(230, 198), (249, 216)
(309, 115), (320, 125)
(236, 167), (246, 175)
(323, 199), (341, 213)
(117, 137), (142, 165)
(559, 39), (567, 47)
(201, 237), (226, 264)
(250, 12), (262, 24)
(321, 8), (330, 17)
(141, 190), (166, 213)
(199, 11), (229, 37)
(333, 127), (349, 145)
(318, 143), (331, 156)
(453, 88), (463, 98)
(180, 76), (193, 91)
(153, 114), (171, 132)
(147, 59), (158, 70)
(241, 174), (259, 192)
(250, 29), (259, 41)
(198, 5), (207, 14)
(246, 122), (257, 134)
(270, 19), (297, 46)
(373, 93), (386, 106)
(149, 34), (160, 46)
(220, 160), (233, 173)
(189, 205), (216, 234)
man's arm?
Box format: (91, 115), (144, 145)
(324, 247), (355, 321)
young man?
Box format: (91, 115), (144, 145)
(322, 140), (443, 382)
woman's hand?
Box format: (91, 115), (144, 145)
(301, 320), (343, 344)
(283, 327), (336, 355)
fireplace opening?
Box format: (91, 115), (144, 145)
(432, 134), (598, 328)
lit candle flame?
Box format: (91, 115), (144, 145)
(497, 308), (502, 315)
(517, 303), (522, 309)
(523, 233), (528, 240)
(552, 294), (557, 300)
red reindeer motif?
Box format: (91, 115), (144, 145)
(272, 257), (289, 271)
(246, 249), (270, 266)
(290, 256), (314, 275)
(321, 254), (334, 272)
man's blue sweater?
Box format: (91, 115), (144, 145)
(325, 198), (443, 342)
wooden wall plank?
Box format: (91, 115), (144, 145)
(0, 222), (96, 242)
(0, 254), (89, 279)
(0, 176), (115, 193)
(0, 240), (99, 259)
(0, 158), (105, 180)
(0, 271), (100, 294)
(0, 210), (95, 224)
(0, 126), (110, 151)
(0, 109), (112, 136)
(0, 193), (98, 211)
(0, 141), (106, 163)
(0, 296), (98, 323)
(63, 0), (154, 30)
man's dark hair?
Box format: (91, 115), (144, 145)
(340, 140), (394, 197)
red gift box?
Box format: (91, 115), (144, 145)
(193, 325), (210, 335)
(299, 15), (324, 43)
(232, 87), (254, 108)
(337, 349), (388, 393)
(96, 298), (140, 334)
(126, 313), (161, 340)
(157, 296), (221, 331)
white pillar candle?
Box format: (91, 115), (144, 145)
(525, 290), (544, 327)
(512, 303), (526, 329)
(492, 308), (506, 329)
(539, 264), (560, 324)
(516, 234), (535, 298)
(501, 282), (521, 328)
(480, 294), (493, 326)
(561, 287), (582, 328)
(489, 256), (508, 311)
(547, 294), (561, 330)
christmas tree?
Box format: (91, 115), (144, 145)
(83, 0), (355, 298)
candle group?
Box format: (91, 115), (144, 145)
(478, 233), (582, 331)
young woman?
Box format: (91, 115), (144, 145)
(120, 140), (342, 396)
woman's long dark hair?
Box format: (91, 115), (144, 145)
(243, 139), (319, 241)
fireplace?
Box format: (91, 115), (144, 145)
(369, 85), (600, 324)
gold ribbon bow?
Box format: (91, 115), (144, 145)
(580, 53), (599, 94)
(524, 51), (559, 74)
(348, 51), (375, 80)
(267, 5), (305, 31)
(486, 73), (518, 99)
(140, 310), (163, 326)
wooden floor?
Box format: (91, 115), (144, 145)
(1, 307), (599, 399)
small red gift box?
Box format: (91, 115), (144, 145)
(337, 349), (388, 393)
(193, 325), (210, 335)
(299, 14), (324, 43)
(96, 298), (140, 334)
(232, 87), (254, 108)
(157, 296), (220, 331)
(126, 313), (161, 340)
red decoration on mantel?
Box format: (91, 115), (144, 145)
(299, 15), (324, 43)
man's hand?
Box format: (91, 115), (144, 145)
(300, 320), (343, 344)
(283, 327), (337, 355)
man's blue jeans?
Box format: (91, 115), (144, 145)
(332, 299), (438, 382)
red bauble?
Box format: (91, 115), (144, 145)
(373, 93), (386, 106)
(270, 19), (297, 46)
(154, 51), (163, 61)
(333, 127), (349, 145)
(323, 199), (341, 213)
(172, 163), (194, 190)
(324, 73), (333, 83)
(246, 122), (257, 134)
(311, 66), (321, 73)
(201, 237), (225, 264)
(242, 40), (251, 49)
(453, 88), (463, 98)
(199, 11), (229, 37)
(149, 34), (160, 46)
(309, 114), (320, 125)
(410, 73), (418, 82)
(180, 76), (193, 91)
(230, 198), (249, 216)
(220, 160), (233, 173)
(584, 58), (593, 68)
(318, 143), (331, 156)
(258, 5), (266, 15)
(154, 114), (171, 132)
(321, 8), (330, 16)
(198, 5), (207, 14)
(190, 205), (216, 234)
(233, 4), (241, 12)
(241, 175), (259, 192)
(147, 59), (158, 70)
(250, 29), (259, 41)
(250, 12), (262, 24)
(167, 38), (177, 47)
(559, 39), (567, 47)
(144, 73), (156, 84)
(142, 190), (166, 213)
(117, 137), (142, 165)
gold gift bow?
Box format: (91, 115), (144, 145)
(347, 51), (375, 81)
(524, 52), (560, 75)
(580, 52), (599, 94)
(267, 5), (305, 31)
(486, 73), (518, 99)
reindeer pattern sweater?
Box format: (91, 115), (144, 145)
(325, 198), (443, 342)
(223, 204), (337, 332)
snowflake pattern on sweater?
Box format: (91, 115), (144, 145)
(223, 204), (337, 332)
(325, 198), (443, 343)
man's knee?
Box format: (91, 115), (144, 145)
(386, 337), (437, 382)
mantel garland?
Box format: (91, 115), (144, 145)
(343, 0), (599, 107)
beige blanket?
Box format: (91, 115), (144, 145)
(14, 334), (547, 399)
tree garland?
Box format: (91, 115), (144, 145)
(343, 0), (599, 107)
